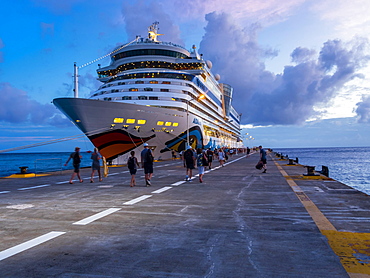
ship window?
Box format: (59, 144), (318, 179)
(122, 96), (131, 100)
(138, 119), (146, 124)
(144, 88), (153, 91)
(135, 81), (144, 84)
(129, 88), (138, 91)
(162, 81), (171, 84)
(149, 96), (158, 100)
(172, 122), (179, 127)
(113, 118), (124, 123)
(138, 96), (147, 100)
(150, 80), (158, 84)
(157, 121), (164, 126)
(165, 121), (172, 126)
(126, 119), (135, 124)
(160, 89), (169, 92)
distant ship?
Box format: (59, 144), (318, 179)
(53, 22), (242, 161)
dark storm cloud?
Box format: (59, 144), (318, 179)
(199, 13), (370, 125)
(355, 96), (370, 123)
(0, 82), (70, 126)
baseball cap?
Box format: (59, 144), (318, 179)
(143, 143), (149, 147)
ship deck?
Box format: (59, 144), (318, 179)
(0, 152), (369, 277)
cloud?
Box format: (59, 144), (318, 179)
(311, 0), (370, 39)
(199, 13), (370, 125)
(0, 82), (71, 126)
(31, 0), (84, 14)
(355, 95), (370, 123)
(121, 1), (183, 45)
(41, 22), (54, 38)
(170, 0), (304, 26)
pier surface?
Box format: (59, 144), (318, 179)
(0, 152), (369, 277)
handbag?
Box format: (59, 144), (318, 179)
(255, 160), (263, 170)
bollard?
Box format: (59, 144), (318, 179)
(305, 166), (316, 176)
(19, 166), (28, 174)
(321, 166), (329, 177)
(288, 159), (295, 165)
(295, 157), (299, 163)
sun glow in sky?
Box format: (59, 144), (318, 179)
(0, 0), (370, 151)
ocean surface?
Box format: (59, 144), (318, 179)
(273, 147), (370, 195)
(0, 152), (93, 177)
(0, 147), (369, 195)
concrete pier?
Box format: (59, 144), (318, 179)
(0, 152), (369, 277)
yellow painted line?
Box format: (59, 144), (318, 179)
(5, 173), (51, 178)
(272, 156), (370, 277)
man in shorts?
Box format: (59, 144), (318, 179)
(65, 147), (83, 184)
(141, 143), (154, 186)
(184, 146), (196, 181)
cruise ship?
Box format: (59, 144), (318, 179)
(53, 23), (242, 161)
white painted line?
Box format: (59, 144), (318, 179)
(73, 208), (121, 225)
(171, 181), (185, 186)
(123, 195), (152, 205)
(0, 191), (10, 194)
(152, 187), (172, 194)
(56, 181), (69, 184)
(108, 173), (119, 176)
(18, 184), (51, 191)
(0, 231), (65, 261)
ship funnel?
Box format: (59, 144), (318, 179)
(220, 83), (233, 117)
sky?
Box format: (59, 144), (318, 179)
(1, 0), (370, 152)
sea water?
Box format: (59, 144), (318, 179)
(273, 147), (370, 195)
(0, 152), (93, 177)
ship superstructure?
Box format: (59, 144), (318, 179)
(54, 23), (242, 161)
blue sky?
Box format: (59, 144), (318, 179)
(1, 0), (370, 152)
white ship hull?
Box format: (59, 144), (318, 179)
(53, 97), (233, 161)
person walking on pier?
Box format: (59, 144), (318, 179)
(184, 146), (196, 181)
(90, 148), (102, 183)
(217, 149), (225, 167)
(127, 150), (140, 187)
(141, 143), (154, 186)
(206, 148), (214, 169)
(196, 148), (207, 183)
(65, 147), (83, 184)
(259, 145), (267, 173)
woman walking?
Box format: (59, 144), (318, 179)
(127, 151), (140, 187)
(217, 149), (225, 167)
(90, 148), (102, 182)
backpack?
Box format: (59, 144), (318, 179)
(72, 152), (81, 164)
(145, 149), (154, 163)
(127, 157), (135, 169)
(184, 150), (193, 160)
